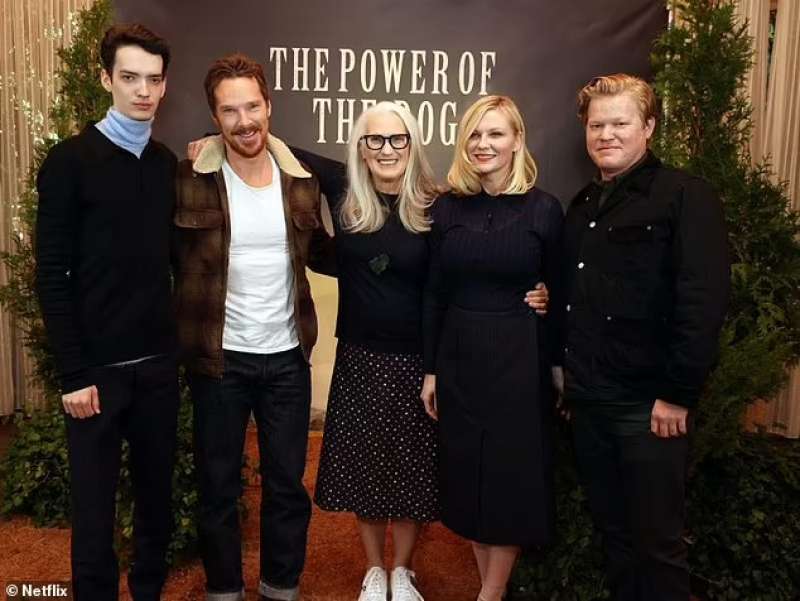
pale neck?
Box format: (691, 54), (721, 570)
(372, 176), (402, 195)
(481, 168), (510, 197)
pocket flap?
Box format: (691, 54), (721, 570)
(174, 209), (223, 229)
(608, 224), (654, 243)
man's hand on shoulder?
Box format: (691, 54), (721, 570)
(62, 385), (100, 419)
(651, 399), (688, 438)
(186, 135), (219, 161)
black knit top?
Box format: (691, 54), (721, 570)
(423, 189), (565, 372)
(291, 148), (430, 354)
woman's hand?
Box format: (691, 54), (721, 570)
(186, 135), (218, 161)
(420, 374), (438, 421)
(524, 282), (549, 315)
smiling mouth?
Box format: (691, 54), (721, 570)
(473, 154), (496, 161)
(235, 129), (260, 141)
(377, 159), (398, 165)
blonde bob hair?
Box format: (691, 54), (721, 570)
(447, 95), (537, 196)
(340, 101), (438, 234)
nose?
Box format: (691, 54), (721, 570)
(598, 125), (614, 139)
(476, 133), (490, 149)
(136, 79), (150, 98)
(378, 140), (395, 155)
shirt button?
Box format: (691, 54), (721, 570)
(606, 315), (613, 321)
(578, 262), (585, 269)
(646, 225), (653, 231)
(566, 304), (571, 312)
(564, 346), (569, 354)
(589, 221), (596, 228)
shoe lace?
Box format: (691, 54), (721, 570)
(363, 568), (385, 593)
(392, 569), (421, 599)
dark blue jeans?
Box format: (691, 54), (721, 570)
(189, 347), (312, 601)
(65, 353), (179, 601)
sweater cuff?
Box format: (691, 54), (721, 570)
(60, 368), (94, 395)
(657, 382), (699, 409)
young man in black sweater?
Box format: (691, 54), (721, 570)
(35, 24), (178, 601)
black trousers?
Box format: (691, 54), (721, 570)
(571, 407), (691, 601)
(65, 354), (179, 601)
(189, 347), (312, 601)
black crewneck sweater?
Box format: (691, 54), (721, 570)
(35, 125), (177, 393)
(291, 147), (429, 354)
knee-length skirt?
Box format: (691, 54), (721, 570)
(314, 342), (440, 522)
(435, 305), (554, 546)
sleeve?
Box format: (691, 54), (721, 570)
(34, 144), (92, 394)
(659, 177), (731, 407)
(306, 175), (338, 277)
(422, 199), (449, 374)
(540, 195), (566, 366)
(289, 146), (347, 211)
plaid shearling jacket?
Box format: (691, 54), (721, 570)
(172, 134), (335, 377)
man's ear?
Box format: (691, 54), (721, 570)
(160, 76), (167, 99)
(644, 116), (656, 141)
(267, 100), (272, 118)
(100, 69), (113, 92)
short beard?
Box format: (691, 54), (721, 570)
(223, 125), (267, 159)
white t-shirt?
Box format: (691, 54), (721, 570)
(221, 153), (298, 353)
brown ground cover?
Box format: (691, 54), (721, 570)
(0, 433), (480, 600)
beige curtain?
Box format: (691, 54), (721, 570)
(0, 0), (93, 415)
(763, 0), (800, 438)
(735, 0), (772, 162)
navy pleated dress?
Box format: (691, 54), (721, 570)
(423, 188), (564, 546)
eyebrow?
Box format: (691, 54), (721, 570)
(118, 69), (163, 78)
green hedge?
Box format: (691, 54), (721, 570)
(0, 383), (199, 564)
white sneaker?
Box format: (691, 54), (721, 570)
(358, 566), (388, 601)
(390, 567), (424, 601)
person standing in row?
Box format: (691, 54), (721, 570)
(35, 24), (179, 601)
(297, 101), (440, 601)
(422, 95), (564, 601)
(556, 74), (730, 601)
(172, 53), (335, 601)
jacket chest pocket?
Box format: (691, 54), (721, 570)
(605, 223), (667, 275)
(173, 209), (225, 274)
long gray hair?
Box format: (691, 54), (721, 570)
(340, 101), (437, 234)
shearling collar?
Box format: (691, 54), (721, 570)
(192, 133), (311, 178)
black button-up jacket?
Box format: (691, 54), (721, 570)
(559, 152), (730, 409)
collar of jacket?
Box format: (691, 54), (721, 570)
(191, 133), (311, 179)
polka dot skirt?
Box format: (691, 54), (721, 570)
(314, 342), (440, 522)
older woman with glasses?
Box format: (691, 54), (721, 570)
(296, 101), (440, 601)
(421, 95), (564, 601)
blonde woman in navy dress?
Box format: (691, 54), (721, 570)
(421, 95), (564, 601)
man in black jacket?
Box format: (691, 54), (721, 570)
(35, 24), (178, 601)
(555, 74), (730, 601)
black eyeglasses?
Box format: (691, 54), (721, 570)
(360, 134), (410, 150)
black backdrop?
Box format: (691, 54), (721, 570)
(115, 0), (666, 203)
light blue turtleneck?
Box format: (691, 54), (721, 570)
(95, 107), (152, 158)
